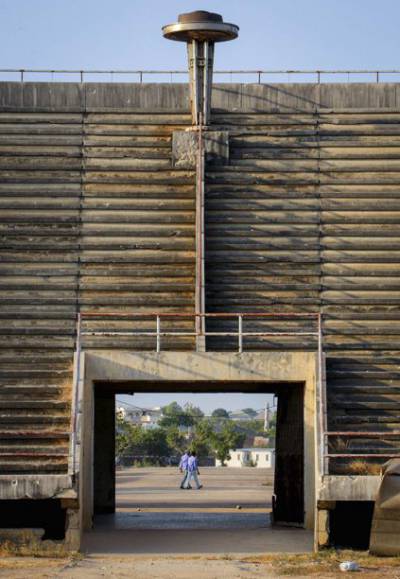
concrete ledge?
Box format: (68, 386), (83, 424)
(0, 475), (76, 500)
(2, 82), (400, 112)
(319, 475), (380, 501)
(172, 129), (229, 168)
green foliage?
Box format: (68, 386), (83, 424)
(211, 420), (246, 466)
(158, 401), (186, 428)
(116, 405), (275, 466)
(158, 401), (204, 429)
(211, 408), (230, 418)
(242, 408), (257, 418)
(165, 426), (187, 455)
(115, 415), (133, 459)
(239, 419), (265, 436)
(190, 418), (213, 456)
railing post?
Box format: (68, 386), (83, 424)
(156, 315), (161, 353)
(238, 315), (243, 353)
(70, 312), (82, 476)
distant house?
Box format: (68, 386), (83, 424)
(116, 406), (126, 420)
(118, 405), (163, 429)
(253, 436), (270, 447)
(140, 407), (163, 430)
(216, 448), (275, 468)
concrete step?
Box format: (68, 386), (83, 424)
(0, 385), (66, 397)
(0, 429), (69, 439)
(0, 444), (69, 454)
(0, 399), (70, 410)
(0, 414), (70, 425)
(0, 460), (68, 473)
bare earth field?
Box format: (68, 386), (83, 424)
(1, 468), (399, 577)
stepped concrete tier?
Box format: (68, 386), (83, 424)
(1, 81), (400, 550)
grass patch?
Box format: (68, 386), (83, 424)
(241, 550), (400, 576)
(0, 538), (80, 559)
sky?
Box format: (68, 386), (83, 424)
(0, 1), (395, 410)
(0, 0), (400, 80)
(117, 393), (276, 414)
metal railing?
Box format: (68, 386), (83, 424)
(2, 68), (400, 84)
(69, 310), (400, 477)
(69, 311), (323, 475)
(75, 311), (321, 354)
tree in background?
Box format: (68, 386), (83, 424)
(211, 408), (230, 419)
(211, 420), (246, 466)
(159, 401), (204, 429)
(242, 408), (258, 419)
(165, 425), (187, 455)
(115, 414), (131, 461)
(158, 401), (186, 428)
(184, 403), (204, 425)
(190, 418), (213, 457)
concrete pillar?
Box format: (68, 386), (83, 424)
(93, 391), (115, 514)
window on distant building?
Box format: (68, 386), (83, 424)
(255, 454), (259, 461)
(237, 454), (240, 460)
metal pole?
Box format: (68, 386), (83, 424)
(156, 315), (161, 353)
(238, 314), (243, 353)
(195, 113), (206, 351)
(192, 39), (198, 125)
(203, 41), (209, 122)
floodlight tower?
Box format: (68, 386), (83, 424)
(163, 11), (239, 126)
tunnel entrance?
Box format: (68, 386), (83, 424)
(91, 383), (305, 528)
(79, 351), (318, 552)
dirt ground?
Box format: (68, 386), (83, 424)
(1, 468), (399, 577)
(83, 467), (312, 554)
(0, 552), (400, 579)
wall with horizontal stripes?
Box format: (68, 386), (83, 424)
(0, 87), (195, 474)
(1, 82), (400, 475)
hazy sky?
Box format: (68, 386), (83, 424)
(1, 0), (399, 78)
(0, 1), (394, 410)
(117, 393), (276, 414)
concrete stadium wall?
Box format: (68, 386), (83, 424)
(0, 82), (400, 481)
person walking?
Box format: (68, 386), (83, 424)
(184, 451), (202, 490)
(178, 450), (191, 489)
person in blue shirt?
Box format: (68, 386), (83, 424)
(183, 451), (202, 490)
(178, 450), (191, 489)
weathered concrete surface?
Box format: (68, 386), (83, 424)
(115, 466), (273, 510)
(83, 525), (313, 555)
(172, 129), (229, 168)
(82, 466), (313, 555)
(2, 81), (400, 112)
(0, 475), (76, 500)
(318, 475), (380, 501)
(78, 351), (318, 535)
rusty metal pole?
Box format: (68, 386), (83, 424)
(163, 11), (238, 125)
(163, 12), (238, 350)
